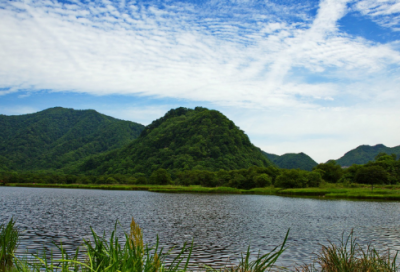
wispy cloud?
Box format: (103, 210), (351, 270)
(354, 0), (400, 30)
(1, 0), (398, 108)
(0, 0), (400, 161)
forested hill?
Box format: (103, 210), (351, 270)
(0, 107), (144, 171)
(262, 151), (317, 171)
(79, 107), (272, 176)
(336, 144), (400, 166)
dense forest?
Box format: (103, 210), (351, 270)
(262, 151), (317, 171)
(2, 152), (399, 189)
(0, 107), (144, 171)
(335, 144), (400, 166)
(76, 107), (272, 176)
(1, 106), (400, 190)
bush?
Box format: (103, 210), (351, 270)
(307, 171), (323, 187)
(254, 174), (272, 187)
(149, 169), (172, 185)
(275, 169), (308, 188)
(355, 165), (388, 187)
(313, 160), (343, 183)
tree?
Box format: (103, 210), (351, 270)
(149, 168), (172, 185)
(254, 174), (272, 188)
(275, 169), (308, 188)
(354, 165), (388, 190)
(307, 171), (323, 187)
(313, 160), (343, 183)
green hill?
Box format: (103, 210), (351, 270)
(335, 144), (400, 166)
(262, 151), (317, 171)
(79, 107), (272, 176)
(0, 107), (144, 171)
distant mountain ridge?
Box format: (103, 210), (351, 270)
(335, 144), (400, 166)
(0, 107), (144, 171)
(79, 107), (272, 175)
(262, 151), (317, 171)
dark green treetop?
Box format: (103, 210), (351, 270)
(79, 107), (272, 176)
(262, 151), (317, 171)
(0, 107), (144, 171)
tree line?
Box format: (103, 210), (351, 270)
(1, 152), (398, 189)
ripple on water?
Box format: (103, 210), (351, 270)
(2, 187), (400, 268)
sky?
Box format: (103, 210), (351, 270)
(1, 0), (400, 163)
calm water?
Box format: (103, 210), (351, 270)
(1, 187), (400, 268)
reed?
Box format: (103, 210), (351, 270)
(0, 218), (19, 271)
(4, 217), (398, 271)
(297, 231), (398, 272)
(209, 230), (289, 272)
(10, 218), (193, 272)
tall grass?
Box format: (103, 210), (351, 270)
(297, 231), (398, 272)
(11, 218), (193, 272)
(207, 230), (289, 272)
(0, 218), (19, 271)
(3, 217), (398, 271)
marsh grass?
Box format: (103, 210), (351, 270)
(206, 230), (289, 272)
(9, 218), (194, 272)
(297, 231), (398, 272)
(0, 218), (19, 271)
(2, 217), (399, 271)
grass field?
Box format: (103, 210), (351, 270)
(7, 183), (400, 201)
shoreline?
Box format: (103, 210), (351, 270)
(6, 183), (400, 201)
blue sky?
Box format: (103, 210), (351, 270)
(1, 0), (400, 162)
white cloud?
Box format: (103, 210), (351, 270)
(0, 0), (400, 161)
(355, 0), (400, 30)
(224, 103), (400, 162)
(0, 0), (399, 109)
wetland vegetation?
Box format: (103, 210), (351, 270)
(1, 218), (398, 271)
(3, 151), (400, 201)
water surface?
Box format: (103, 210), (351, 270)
(1, 187), (400, 268)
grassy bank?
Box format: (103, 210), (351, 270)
(6, 183), (400, 201)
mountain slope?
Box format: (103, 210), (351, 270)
(336, 144), (400, 166)
(80, 107), (272, 175)
(262, 151), (317, 171)
(0, 107), (144, 171)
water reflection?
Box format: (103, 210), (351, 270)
(1, 187), (400, 268)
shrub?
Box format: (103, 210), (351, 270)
(254, 174), (272, 188)
(149, 168), (172, 185)
(275, 169), (307, 188)
(0, 218), (19, 270)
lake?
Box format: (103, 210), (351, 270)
(1, 187), (400, 268)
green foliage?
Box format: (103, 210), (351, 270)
(174, 166), (278, 189)
(307, 170), (323, 187)
(275, 169), (308, 188)
(254, 174), (272, 188)
(207, 230), (289, 272)
(79, 107), (272, 176)
(336, 144), (400, 166)
(149, 169), (172, 185)
(262, 151), (317, 171)
(313, 161), (343, 183)
(0, 107), (144, 172)
(355, 165), (388, 187)
(300, 231), (398, 272)
(0, 218), (19, 270)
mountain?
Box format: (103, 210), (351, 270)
(335, 144), (400, 166)
(79, 107), (272, 176)
(0, 107), (144, 171)
(262, 151), (317, 171)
